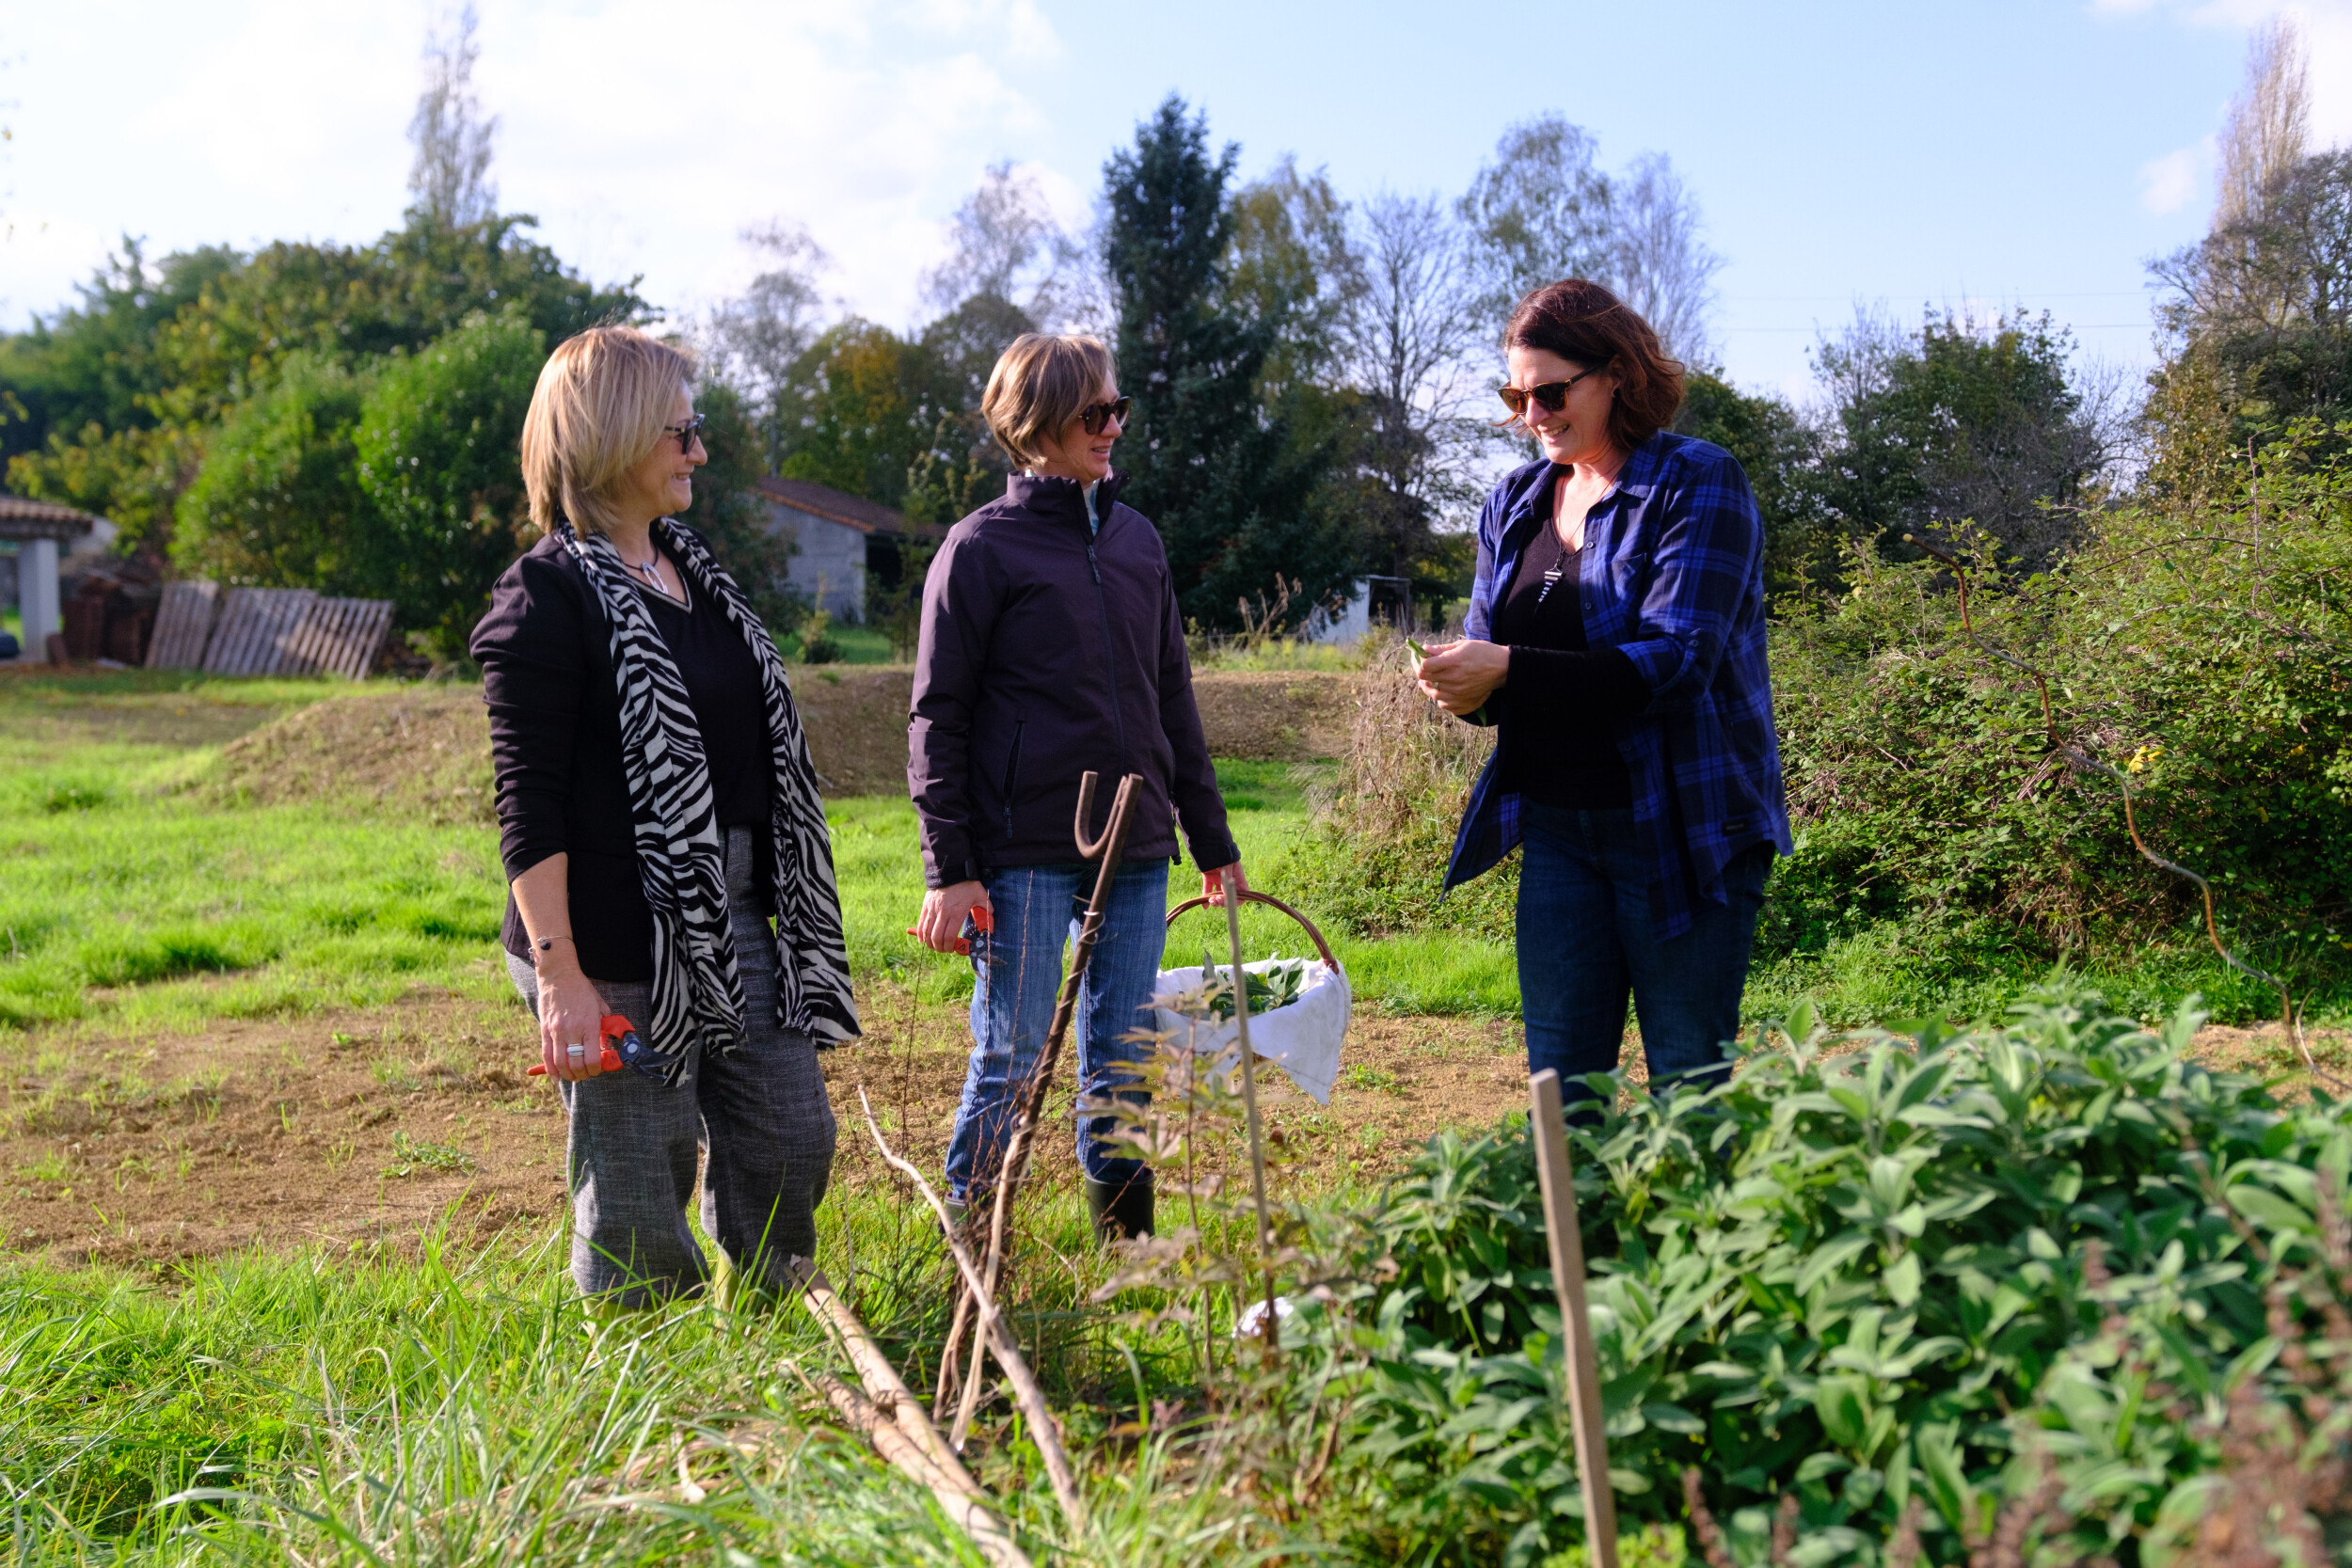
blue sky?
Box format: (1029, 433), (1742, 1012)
(0, 0), (2315, 400)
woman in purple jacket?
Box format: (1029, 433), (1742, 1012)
(909, 332), (1245, 1243)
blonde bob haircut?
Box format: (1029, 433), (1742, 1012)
(982, 333), (1115, 468)
(520, 326), (696, 537)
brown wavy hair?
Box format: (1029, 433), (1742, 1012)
(1504, 279), (1685, 451)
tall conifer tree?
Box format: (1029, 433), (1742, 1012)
(1103, 97), (1347, 630)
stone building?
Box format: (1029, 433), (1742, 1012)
(756, 476), (944, 622)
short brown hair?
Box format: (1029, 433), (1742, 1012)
(1505, 279), (1684, 450)
(982, 333), (1115, 467)
(520, 326), (696, 536)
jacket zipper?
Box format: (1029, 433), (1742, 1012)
(1084, 528), (1127, 779)
(1000, 717), (1025, 842)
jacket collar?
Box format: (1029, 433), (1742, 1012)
(1005, 467), (1129, 525)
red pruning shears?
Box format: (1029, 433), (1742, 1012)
(907, 904), (993, 955)
(528, 1013), (647, 1076)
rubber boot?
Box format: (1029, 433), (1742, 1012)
(1084, 1170), (1154, 1243)
(945, 1196), (967, 1230)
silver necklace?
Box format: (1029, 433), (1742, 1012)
(623, 554), (664, 588)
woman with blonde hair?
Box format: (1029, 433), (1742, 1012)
(471, 325), (855, 1305)
(909, 331), (1243, 1243)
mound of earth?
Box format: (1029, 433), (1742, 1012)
(206, 685), (497, 823)
(205, 668), (1370, 815)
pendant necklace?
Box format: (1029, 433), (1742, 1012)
(1535, 528), (1569, 606)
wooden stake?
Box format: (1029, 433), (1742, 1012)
(1529, 1069), (1617, 1568)
(1221, 865), (1279, 1354)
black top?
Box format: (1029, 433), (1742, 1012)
(1490, 485), (1648, 810)
(635, 579), (774, 834)
(469, 530), (773, 982)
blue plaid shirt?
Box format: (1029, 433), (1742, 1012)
(1442, 430), (1792, 940)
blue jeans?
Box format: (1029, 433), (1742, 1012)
(944, 859), (1170, 1202)
(1518, 802), (1772, 1108)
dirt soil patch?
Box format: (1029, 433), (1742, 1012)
(6, 994), (2338, 1271)
(8, 991), (2333, 1278)
(0, 989), (1528, 1271)
(203, 670), (1372, 812)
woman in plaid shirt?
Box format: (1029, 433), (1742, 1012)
(1416, 279), (1791, 1112)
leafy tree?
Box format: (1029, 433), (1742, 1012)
(1810, 308), (2119, 574)
(4, 216), (642, 555)
(351, 311), (545, 653)
(771, 320), (960, 510)
(2150, 149), (2352, 496)
(1674, 371), (1836, 598)
(0, 240), (240, 463)
(1458, 114), (1613, 331)
(681, 375), (803, 637)
(172, 354), (376, 593)
(1459, 116), (1721, 365)
(1104, 96), (1348, 629)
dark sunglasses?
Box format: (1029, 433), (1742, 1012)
(1080, 396), (1133, 436)
(664, 414), (707, 454)
(1497, 366), (1603, 418)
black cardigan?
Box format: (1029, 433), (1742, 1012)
(469, 529), (771, 981)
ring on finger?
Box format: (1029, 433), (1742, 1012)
(566, 1043), (586, 1056)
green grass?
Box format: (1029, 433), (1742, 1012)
(1188, 633), (1389, 673)
(0, 1183), (1337, 1563)
(782, 622), (898, 665)
(834, 758), (1519, 1014)
(0, 680), (1516, 1037)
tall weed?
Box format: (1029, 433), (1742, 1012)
(1285, 654), (1516, 942)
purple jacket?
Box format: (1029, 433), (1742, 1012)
(909, 469), (1236, 888)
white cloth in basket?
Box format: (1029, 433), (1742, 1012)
(1149, 958), (1351, 1105)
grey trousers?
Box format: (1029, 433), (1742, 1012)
(508, 827), (838, 1306)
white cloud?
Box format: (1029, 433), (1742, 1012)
(0, 0), (1070, 330)
(2138, 143), (2204, 211)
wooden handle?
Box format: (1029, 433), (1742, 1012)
(1165, 888), (1340, 971)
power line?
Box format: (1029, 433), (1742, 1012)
(1724, 323), (2150, 334)
(1722, 291), (2157, 302)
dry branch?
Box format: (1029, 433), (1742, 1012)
(797, 1366), (1031, 1568)
(857, 1086), (1089, 1536)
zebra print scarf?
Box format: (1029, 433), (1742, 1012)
(554, 516), (860, 1081)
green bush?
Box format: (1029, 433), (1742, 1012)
(353, 310), (547, 656)
(172, 353), (377, 592)
(1765, 436), (2352, 1021)
(1308, 986), (2352, 1565)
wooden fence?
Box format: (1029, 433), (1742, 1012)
(145, 582), (392, 679)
